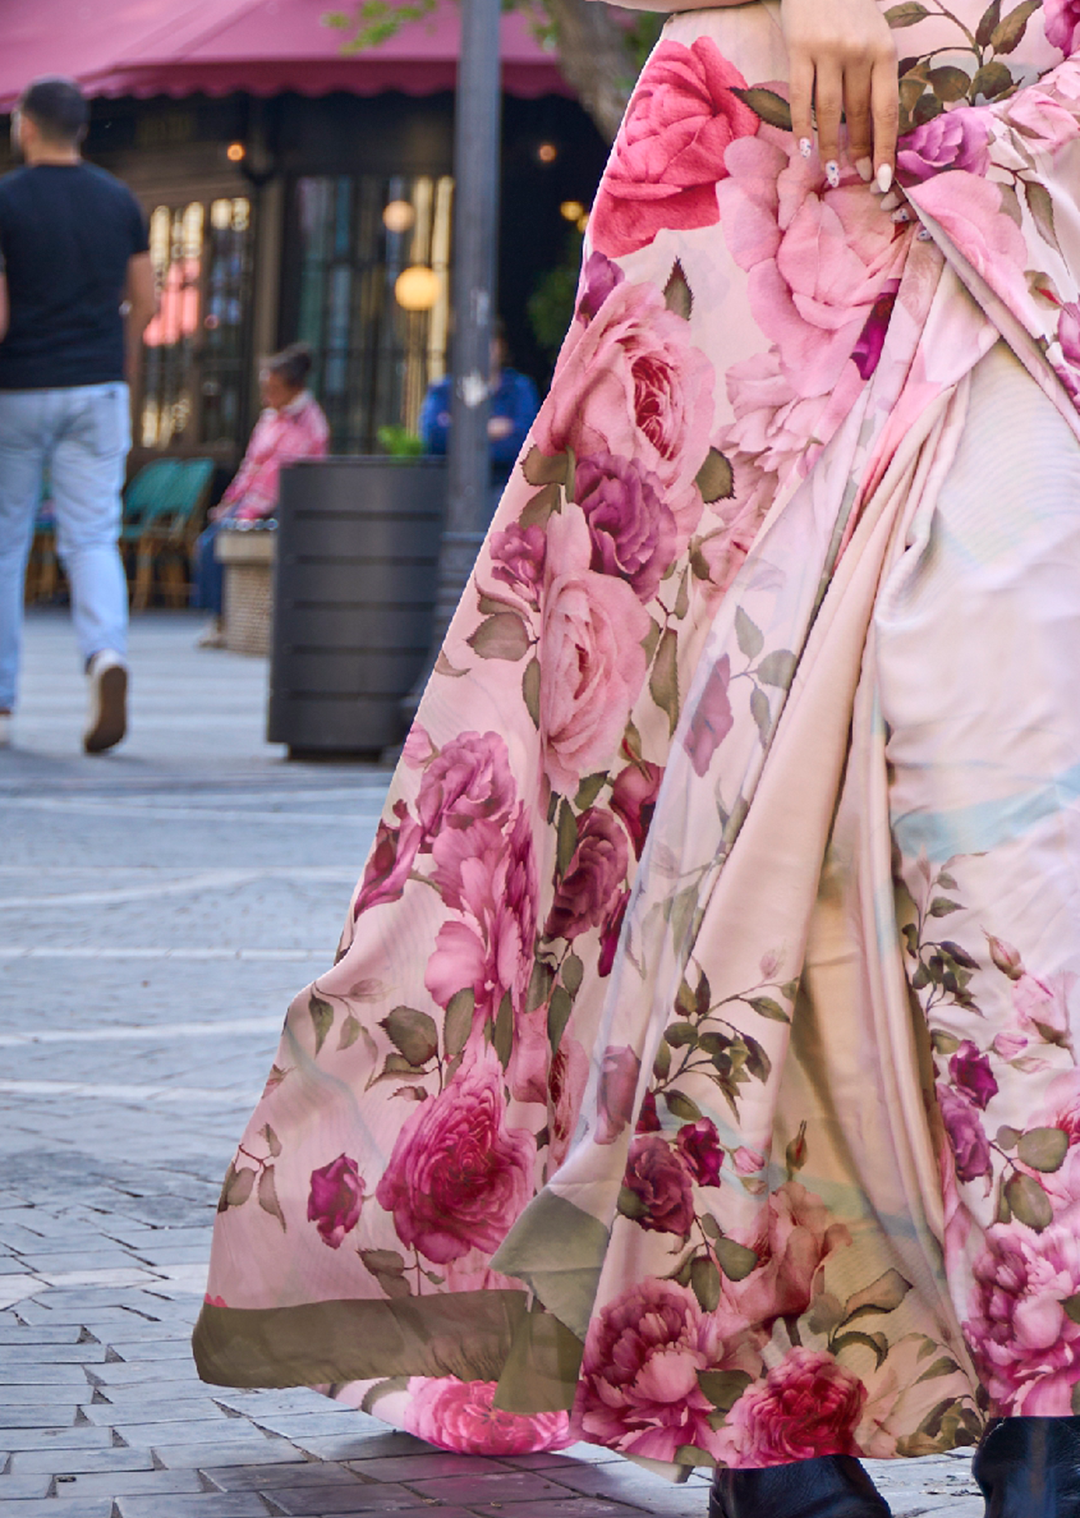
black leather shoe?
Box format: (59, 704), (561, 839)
(710, 1455), (891, 1517)
(973, 1416), (1080, 1516)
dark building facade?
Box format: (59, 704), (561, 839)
(10, 87), (607, 472)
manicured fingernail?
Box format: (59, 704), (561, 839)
(798, 137), (812, 159)
(879, 191), (900, 211)
(855, 157), (873, 182)
(825, 160), (841, 188)
(876, 163), (893, 193)
(917, 225), (932, 241)
(892, 207), (911, 223)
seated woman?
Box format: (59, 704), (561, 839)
(193, 343), (329, 648)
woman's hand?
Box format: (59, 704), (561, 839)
(781, 0), (899, 190)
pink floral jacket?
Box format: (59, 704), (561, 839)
(222, 392), (330, 521)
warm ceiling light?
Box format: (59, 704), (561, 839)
(559, 199), (585, 223)
(382, 199), (416, 234)
(537, 141), (558, 164)
(394, 265), (441, 312)
(226, 142), (246, 162)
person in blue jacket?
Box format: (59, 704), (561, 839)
(419, 323), (539, 524)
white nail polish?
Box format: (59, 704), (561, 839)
(798, 137), (812, 159)
(825, 160), (841, 188)
(891, 207), (911, 223)
(879, 191), (900, 211)
(876, 163), (893, 193)
(917, 225), (932, 241)
(855, 157), (873, 182)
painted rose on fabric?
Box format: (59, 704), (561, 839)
(722, 1181), (851, 1328)
(535, 277), (714, 546)
(596, 1045), (641, 1145)
(353, 802), (423, 918)
(548, 1036), (590, 1167)
(490, 523), (546, 606)
(545, 807), (630, 943)
(576, 453), (679, 604)
(1013, 969), (1075, 1046)
(572, 1278), (760, 1462)
(375, 1052), (535, 1264)
(425, 808), (537, 1023)
(717, 136), (910, 397)
(948, 1040), (999, 1111)
(714, 1348), (866, 1466)
(677, 1119), (724, 1187)
(538, 509), (650, 795)
(685, 655), (733, 778)
(896, 109), (991, 185)
(404, 1377), (570, 1455)
(599, 889), (631, 977)
(414, 730), (517, 836)
(590, 38), (759, 258)
(905, 173), (1036, 328)
(1058, 303), (1080, 383)
(965, 1219), (1080, 1414)
(307, 1155), (365, 1248)
(1045, 0), (1080, 54)
(610, 760), (663, 859)
(577, 250), (624, 324)
(622, 1133), (696, 1235)
(937, 1084), (993, 1183)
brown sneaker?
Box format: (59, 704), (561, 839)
(84, 651), (128, 754)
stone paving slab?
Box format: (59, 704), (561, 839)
(0, 614), (987, 1518)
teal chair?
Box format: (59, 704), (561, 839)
(120, 459), (186, 545)
(132, 458), (217, 609)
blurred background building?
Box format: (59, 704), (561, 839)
(1, 0), (608, 475)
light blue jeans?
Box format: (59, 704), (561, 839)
(0, 383), (131, 710)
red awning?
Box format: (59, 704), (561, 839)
(0, 0), (569, 109)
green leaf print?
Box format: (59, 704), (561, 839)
(257, 1165), (287, 1231)
(309, 992), (334, 1056)
(468, 613), (531, 662)
(990, 0), (1040, 53)
(381, 1006), (439, 1068)
(729, 86), (794, 130)
(735, 606), (764, 661)
(885, 2), (931, 25)
(1005, 1172), (1053, 1231)
(697, 1369), (753, 1409)
(713, 1236), (759, 1281)
(1016, 1126), (1069, 1172)
(690, 1256), (722, 1312)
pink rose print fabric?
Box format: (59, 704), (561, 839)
(195, 0), (1080, 1473)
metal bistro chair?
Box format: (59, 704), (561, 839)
(131, 458), (216, 611)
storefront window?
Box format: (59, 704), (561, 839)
(291, 173), (453, 451)
(141, 195), (254, 450)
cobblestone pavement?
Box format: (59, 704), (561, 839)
(0, 611), (983, 1516)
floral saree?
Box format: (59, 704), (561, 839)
(195, 0), (1080, 1470)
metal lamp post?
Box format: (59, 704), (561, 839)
(401, 0), (503, 725)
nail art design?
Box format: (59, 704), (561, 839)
(892, 208), (911, 223)
(798, 137), (812, 159)
(917, 225), (933, 241)
(825, 160), (841, 188)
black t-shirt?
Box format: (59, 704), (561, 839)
(0, 162), (149, 391)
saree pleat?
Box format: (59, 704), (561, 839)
(195, 0), (1080, 1469)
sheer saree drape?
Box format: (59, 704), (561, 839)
(195, 0), (1080, 1469)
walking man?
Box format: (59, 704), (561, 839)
(0, 77), (156, 753)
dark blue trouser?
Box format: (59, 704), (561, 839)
(192, 519), (225, 615)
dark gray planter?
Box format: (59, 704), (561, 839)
(268, 456), (447, 757)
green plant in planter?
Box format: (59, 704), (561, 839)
(376, 424), (425, 458)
